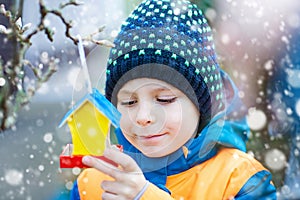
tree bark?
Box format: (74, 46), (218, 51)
(0, 0), (24, 131)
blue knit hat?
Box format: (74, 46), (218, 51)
(105, 0), (225, 130)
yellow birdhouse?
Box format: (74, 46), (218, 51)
(58, 88), (121, 168)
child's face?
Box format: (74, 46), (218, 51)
(117, 78), (200, 157)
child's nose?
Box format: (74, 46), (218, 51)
(136, 102), (155, 126)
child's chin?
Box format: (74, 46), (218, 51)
(140, 147), (173, 158)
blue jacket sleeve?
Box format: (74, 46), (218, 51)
(69, 180), (80, 200)
(235, 170), (277, 200)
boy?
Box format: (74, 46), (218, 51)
(70, 0), (276, 199)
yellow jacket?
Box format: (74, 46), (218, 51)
(73, 148), (275, 199)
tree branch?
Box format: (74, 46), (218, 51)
(0, 0), (113, 131)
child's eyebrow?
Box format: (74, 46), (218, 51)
(118, 86), (173, 95)
(153, 87), (174, 93)
(118, 90), (133, 95)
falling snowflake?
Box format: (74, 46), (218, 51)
(246, 108), (267, 131)
(4, 169), (23, 186)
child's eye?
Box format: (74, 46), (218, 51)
(120, 100), (137, 106)
(157, 97), (177, 103)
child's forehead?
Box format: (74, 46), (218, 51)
(119, 78), (180, 93)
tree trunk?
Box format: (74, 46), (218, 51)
(0, 0), (24, 131)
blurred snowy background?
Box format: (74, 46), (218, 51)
(0, 0), (299, 199)
(0, 0), (132, 199)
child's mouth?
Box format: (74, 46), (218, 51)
(143, 133), (165, 138)
(138, 133), (168, 145)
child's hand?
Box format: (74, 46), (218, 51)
(82, 148), (148, 200)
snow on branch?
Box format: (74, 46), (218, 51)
(0, 0), (113, 132)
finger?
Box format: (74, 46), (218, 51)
(101, 180), (127, 195)
(102, 191), (119, 200)
(101, 180), (136, 200)
(104, 148), (141, 173)
(82, 156), (120, 179)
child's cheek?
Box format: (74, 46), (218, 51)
(119, 114), (132, 135)
(165, 102), (183, 122)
